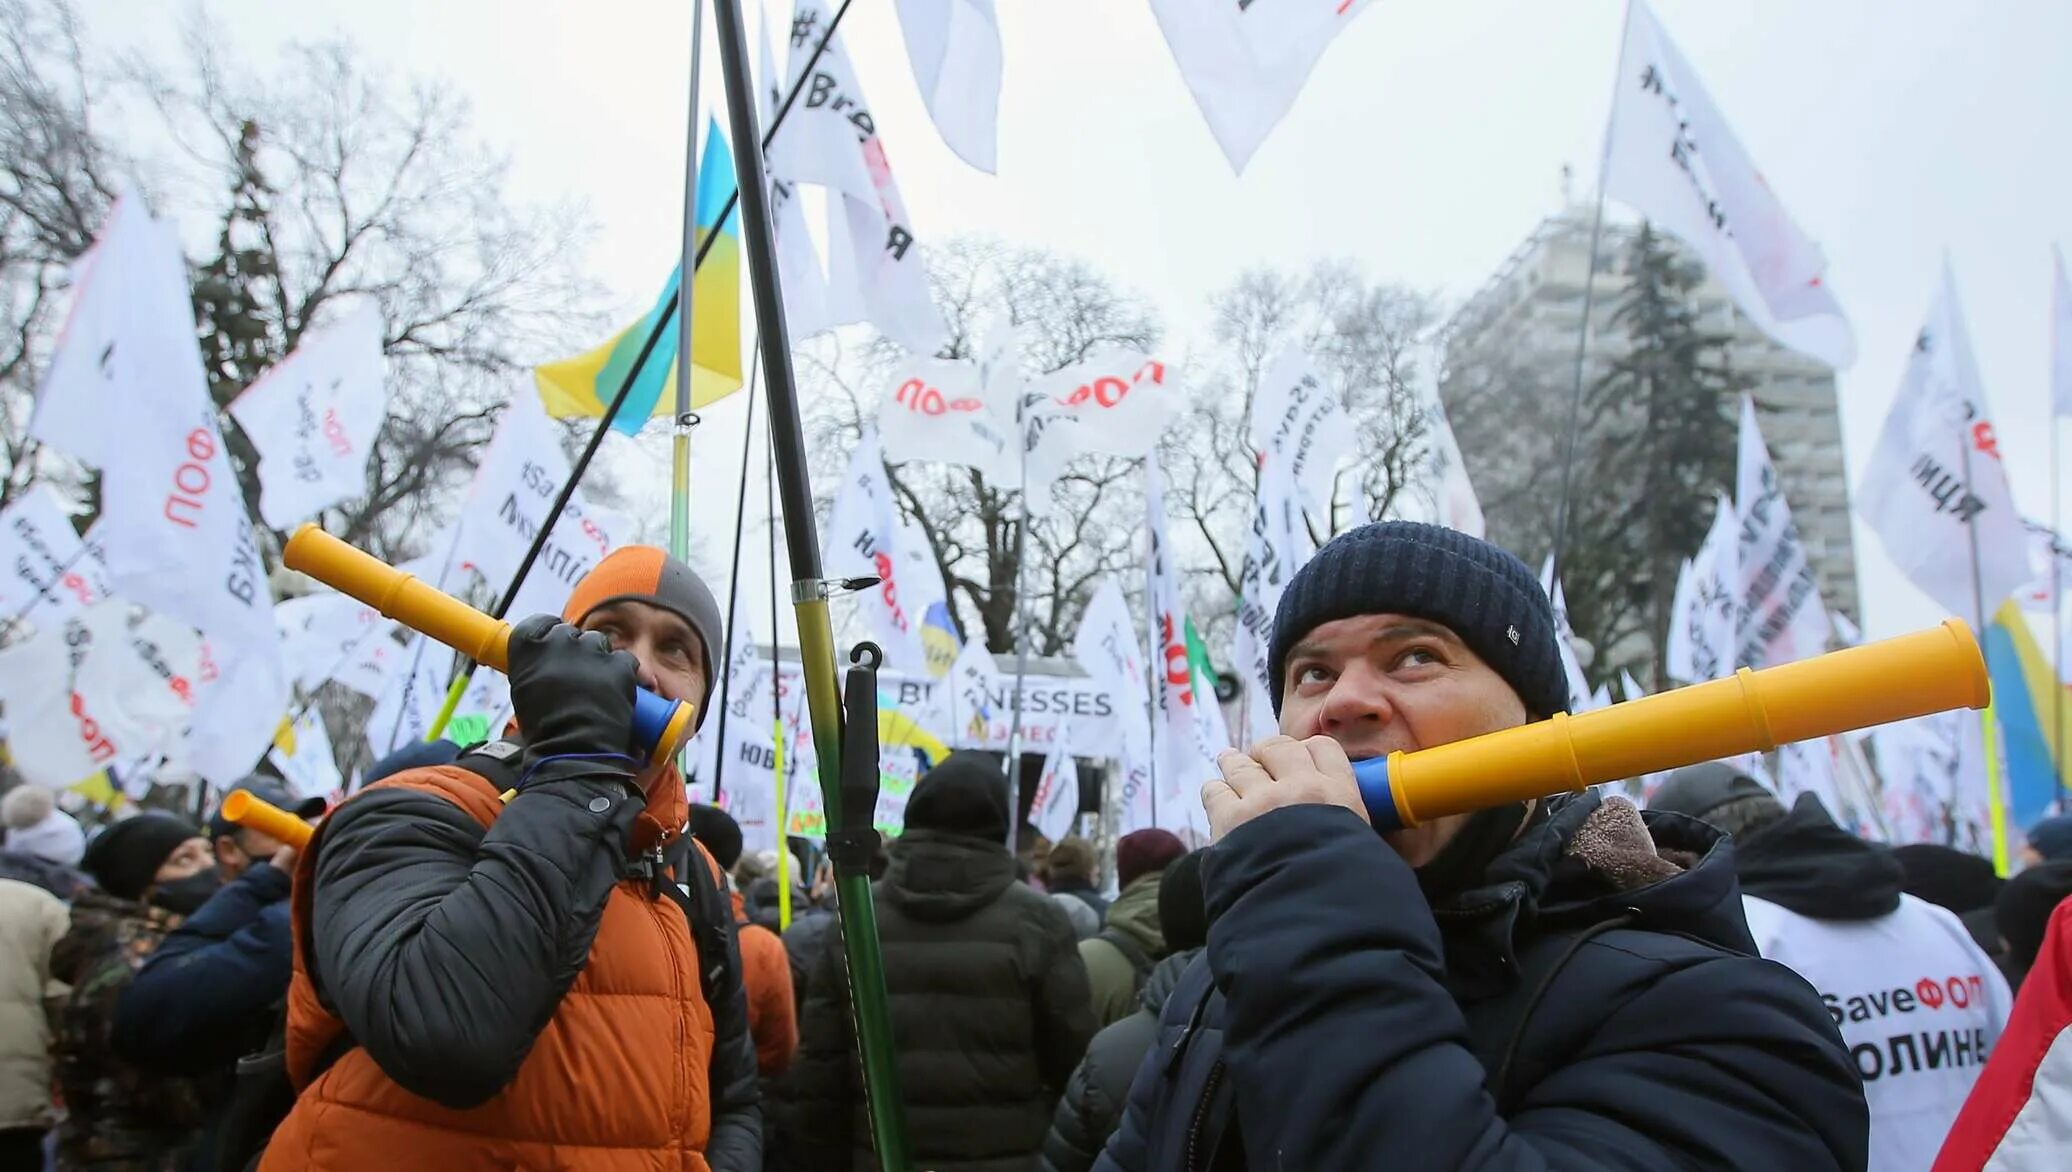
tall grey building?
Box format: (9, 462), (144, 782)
(1440, 206), (1859, 628)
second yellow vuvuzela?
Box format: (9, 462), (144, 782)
(1352, 619), (1990, 830)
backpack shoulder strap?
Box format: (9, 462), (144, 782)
(1098, 926), (1155, 982)
(656, 840), (735, 1007)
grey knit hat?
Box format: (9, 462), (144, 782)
(1267, 522), (1568, 719)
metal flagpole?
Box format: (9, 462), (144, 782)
(670, 0), (705, 570)
(709, 353), (762, 807)
(709, 0), (907, 1161)
(768, 422), (791, 931)
(1003, 437), (1033, 854)
(421, 0), (855, 742)
(1548, 0), (1633, 584)
(2054, 371), (2067, 808)
(1957, 425), (2011, 874)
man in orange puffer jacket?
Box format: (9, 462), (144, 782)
(261, 547), (761, 1171)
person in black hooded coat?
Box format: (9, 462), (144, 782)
(788, 752), (1095, 1172)
(1097, 523), (1865, 1171)
(1042, 850), (1206, 1172)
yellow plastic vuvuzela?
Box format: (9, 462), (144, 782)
(220, 790), (314, 852)
(1353, 619), (1990, 829)
(281, 524), (698, 766)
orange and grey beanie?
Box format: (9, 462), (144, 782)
(562, 546), (725, 729)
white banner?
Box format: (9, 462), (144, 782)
(1857, 267), (2030, 620)
(1734, 396), (1829, 668)
(228, 302), (388, 529)
(1147, 0), (1374, 173)
(1666, 492), (1740, 684)
(452, 395), (634, 621)
(1604, 1), (1855, 369)
(0, 484), (111, 629)
(2017, 518), (2072, 617)
(778, 0), (947, 355)
(758, 14), (843, 344)
(826, 428), (931, 673)
(892, 0), (1002, 173)
(1071, 576), (1155, 834)
(269, 704), (342, 802)
(70, 602), (202, 770)
(0, 620), (108, 787)
(29, 192), (284, 785)
(1872, 710), (1993, 852)
(1427, 397), (1485, 538)
(1146, 454), (1220, 840)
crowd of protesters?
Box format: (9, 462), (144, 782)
(5, 529), (2072, 1170)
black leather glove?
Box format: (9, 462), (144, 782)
(507, 614), (641, 785)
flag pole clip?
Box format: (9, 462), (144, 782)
(790, 576), (882, 604)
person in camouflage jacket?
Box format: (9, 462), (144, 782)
(48, 814), (222, 1170)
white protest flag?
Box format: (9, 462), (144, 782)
(685, 613), (768, 804)
(1427, 397), (1485, 538)
(227, 302), (387, 529)
(1147, 0), (1374, 173)
(759, 13), (842, 342)
(939, 635), (1004, 749)
(1666, 492), (1740, 684)
(269, 705), (341, 802)
(0, 484), (111, 628)
(892, 0), (1001, 172)
(897, 515), (963, 678)
(1872, 710), (1992, 850)
(876, 356), (1013, 477)
(453, 395), (632, 620)
(826, 429), (931, 672)
(1857, 267), (2031, 620)
(70, 602), (203, 768)
(1072, 576), (1156, 834)
(1536, 559), (1594, 713)
(1232, 458), (1308, 747)
(1603, 1), (1855, 369)
(2017, 518), (2072, 618)
(1028, 722), (1080, 845)
(1734, 397), (1829, 668)
(29, 193), (284, 786)
(365, 635), (449, 758)
(779, 0), (948, 355)
(0, 622), (108, 787)
(1022, 350), (1181, 460)
(1248, 347), (1351, 518)
(1147, 454), (1222, 839)
(275, 593), (401, 699)
(1618, 670), (1673, 803)
(2054, 245), (2072, 418)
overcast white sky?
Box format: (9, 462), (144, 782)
(83, 0), (2072, 652)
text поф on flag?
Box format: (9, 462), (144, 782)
(28, 192), (284, 786)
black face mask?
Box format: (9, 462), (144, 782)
(151, 869), (224, 916)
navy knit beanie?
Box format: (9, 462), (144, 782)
(1267, 522), (1568, 719)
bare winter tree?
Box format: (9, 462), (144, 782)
(803, 237), (1161, 656)
(0, 2), (599, 564)
(1164, 261), (1443, 654)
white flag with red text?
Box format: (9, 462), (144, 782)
(0, 484), (111, 629)
(1147, 454), (1221, 840)
(1604, 0), (1855, 369)
(228, 302), (387, 529)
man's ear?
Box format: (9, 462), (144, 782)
(213, 834), (244, 868)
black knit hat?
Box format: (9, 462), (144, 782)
(82, 813), (203, 901)
(688, 804), (745, 869)
(904, 752), (1010, 843)
(1267, 522), (1568, 718)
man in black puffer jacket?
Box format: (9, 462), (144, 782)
(1098, 522), (1866, 1170)
(789, 752), (1095, 1171)
(1043, 850), (1206, 1172)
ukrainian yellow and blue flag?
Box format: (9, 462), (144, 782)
(536, 118), (743, 433)
(1985, 599), (2072, 827)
